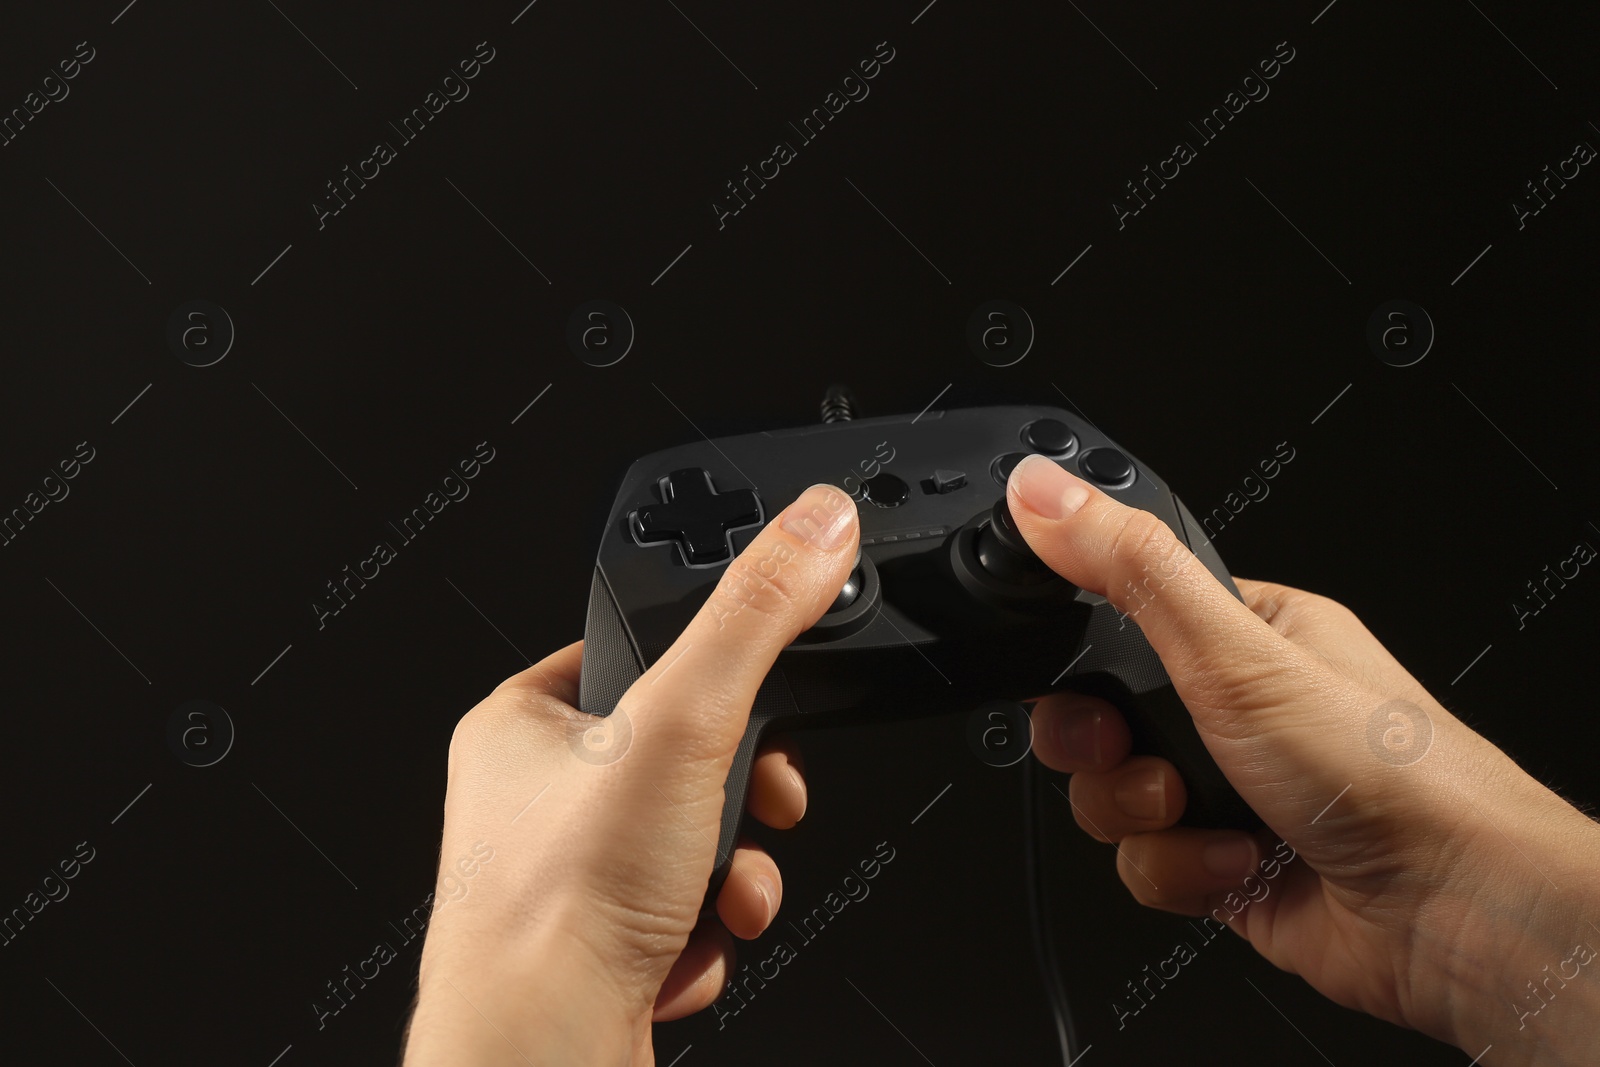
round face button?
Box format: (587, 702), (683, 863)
(1023, 418), (1076, 456)
(991, 451), (1030, 485)
(1079, 447), (1135, 487)
(862, 472), (910, 508)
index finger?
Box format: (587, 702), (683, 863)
(494, 639), (584, 704)
(625, 483), (859, 755)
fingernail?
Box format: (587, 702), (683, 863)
(787, 765), (807, 820)
(1010, 454), (1090, 520)
(755, 872), (779, 923)
(1113, 765), (1167, 821)
(780, 484), (856, 550)
(1202, 837), (1258, 881)
(1055, 707), (1104, 766)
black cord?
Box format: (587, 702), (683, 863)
(1023, 756), (1082, 1064)
(820, 384), (856, 423)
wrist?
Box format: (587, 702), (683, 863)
(405, 926), (640, 1066)
(1416, 795), (1600, 1065)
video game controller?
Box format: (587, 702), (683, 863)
(580, 403), (1259, 890)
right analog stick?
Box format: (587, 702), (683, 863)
(976, 498), (1053, 585)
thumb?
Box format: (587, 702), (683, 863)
(622, 482), (860, 762)
(1005, 453), (1301, 722)
(1002, 453), (1373, 824)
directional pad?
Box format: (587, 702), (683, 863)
(632, 468), (762, 565)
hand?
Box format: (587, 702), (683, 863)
(403, 484), (859, 1066)
(1005, 454), (1600, 1066)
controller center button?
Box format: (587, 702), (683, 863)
(1023, 418), (1076, 456)
(862, 472), (909, 508)
(1079, 448), (1135, 488)
(930, 469), (967, 494)
(633, 467), (762, 565)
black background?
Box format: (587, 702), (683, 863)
(2, 1), (1597, 1064)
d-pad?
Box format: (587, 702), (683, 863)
(632, 468), (762, 565)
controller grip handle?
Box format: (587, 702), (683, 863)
(707, 672), (802, 895)
(580, 568), (790, 897)
(709, 721), (766, 896)
(1116, 683), (1257, 830)
(1071, 603), (1259, 833)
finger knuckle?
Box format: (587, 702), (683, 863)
(708, 545), (803, 628)
(1249, 588), (1291, 629)
(447, 705), (490, 775)
(1254, 584), (1359, 636)
(493, 661), (556, 695)
(447, 689), (560, 776)
(632, 695), (719, 760)
(1103, 510), (1188, 613)
(1308, 590), (1359, 626)
(1107, 510), (1177, 570)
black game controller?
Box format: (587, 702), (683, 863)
(580, 404), (1259, 890)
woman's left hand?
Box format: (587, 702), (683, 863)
(404, 484), (859, 1066)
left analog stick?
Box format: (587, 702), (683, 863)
(828, 548), (865, 612)
(804, 549), (878, 640)
(830, 569), (864, 612)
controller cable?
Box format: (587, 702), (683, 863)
(1024, 754), (1083, 1064)
(820, 384), (857, 423)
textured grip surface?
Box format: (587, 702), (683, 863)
(578, 567), (643, 717)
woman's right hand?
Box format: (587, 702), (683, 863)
(1006, 454), (1600, 1066)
